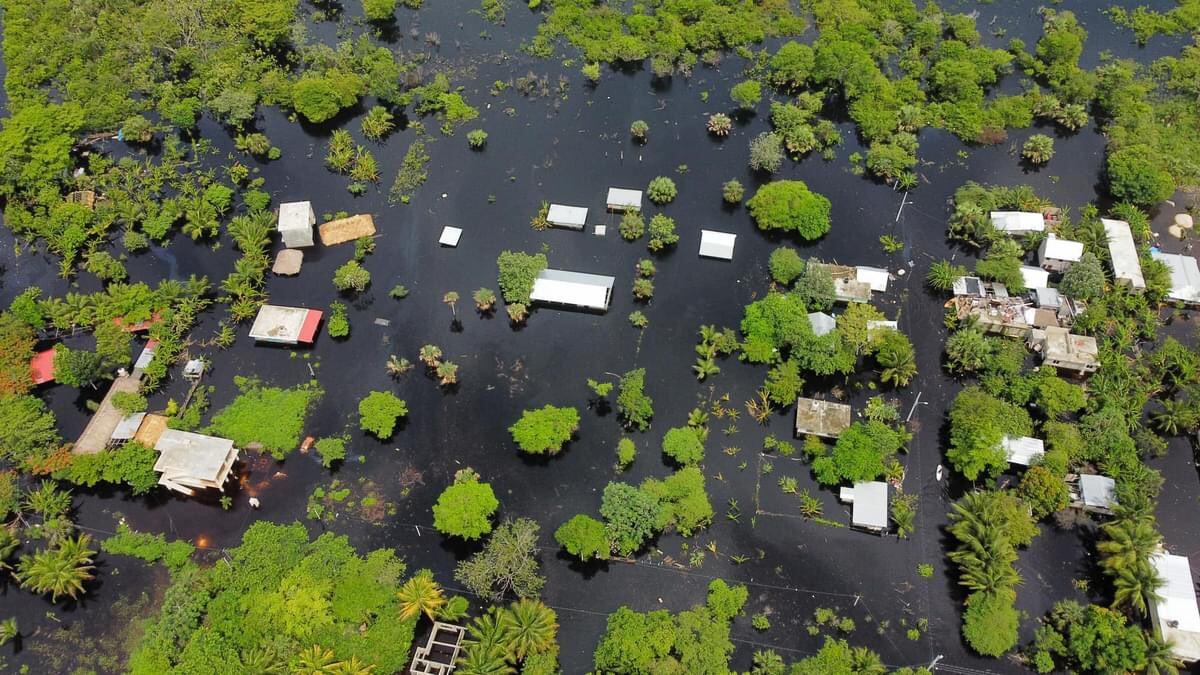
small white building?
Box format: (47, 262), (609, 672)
(1079, 474), (1117, 511)
(698, 230), (737, 260)
(807, 311), (835, 337)
(991, 211), (1046, 235)
(547, 204), (588, 230)
(856, 266), (890, 293)
(606, 188), (643, 212)
(1151, 251), (1200, 305)
(1020, 265), (1050, 291)
(1148, 551), (1200, 663)
(277, 201), (316, 248)
(153, 429), (239, 495)
(1037, 234), (1084, 272)
(529, 269), (615, 312)
(248, 305), (323, 345)
(1002, 435), (1044, 466)
(439, 226), (463, 247)
(1101, 218), (1146, 290)
(840, 481), (889, 533)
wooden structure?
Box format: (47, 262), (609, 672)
(793, 398), (851, 439)
(318, 214), (376, 246)
(409, 622), (466, 675)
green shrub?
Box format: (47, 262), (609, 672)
(358, 391), (408, 439)
(768, 247), (805, 285)
(554, 514), (610, 561)
(730, 80), (762, 109)
(433, 468), (498, 540)
(616, 438), (636, 469)
(509, 405), (580, 455)
(314, 437), (347, 468)
(619, 211), (645, 240)
(363, 0), (398, 21)
(467, 129), (488, 149)
(333, 260), (372, 293)
(646, 214), (679, 252)
(112, 391), (148, 415)
(496, 250), (548, 305)
(722, 179), (744, 204)
(646, 177), (677, 204)
(208, 377), (321, 459)
(661, 427), (705, 466)
(746, 180), (832, 239)
(102, 523), (195, 572)
(328, 301), (350, 338)
(962, 592), (1019, 657)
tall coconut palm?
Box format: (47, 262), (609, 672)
(396, 571), (445, 622)
(437, 362), (459, 387)
(1111, 561), (1162, 617)
(456, 643), (514, 675)
(1151, 398), (1189, 436)
(385, 355), (412, 378)
(500, 599), (558, 662)
(849, 645), (886, 674)
(16, 533), (95, 602)
(465, 610), (514, 657)
(237, 646), (285, 674)
(419, 345), (443, 368)
(1098, 517), (1161, 575)
(1143, 634), (1182, 675)
(0, 526), (20, 570)
(877, 340), (917, 387)
(443, 292), (460, 322)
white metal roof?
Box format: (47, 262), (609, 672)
(547, 204), (588, 229)
(856, 266), (889, 292)
(529, 268), (615, 311)
(1101, 218), (1146, 289)
(1039, 234), (1084, 262)
(1079, 474), (1117, 509)
(1035, 287), (1061, 309)
(1002, 435), (1045, 466)
(1151, 251), (1200, 304)
(1020, 265), (1050, 290)
(990, 211), (1045, 233)
(133, 342), (157, 370)
(111, 412), (146, 441)
(606, 188), (642, 210)
(1150, 551), (1200, 662)
(807, 311), (835, 336)
(699, 230), (737, 260)
(850, 481), (888, 530)
(953, 276), (984, 297)
(439, 226), (463, 247)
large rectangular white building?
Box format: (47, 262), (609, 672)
(991, 211), (1045, 234)
(606, 188), (642, 212)
(1149, 551), (1200, 662)
(1101, 218), (1146, 290)
(547, 204), (588, 230)
(529, 269), (615, 311)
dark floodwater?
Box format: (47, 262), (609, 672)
(2, 2), (1199, 673)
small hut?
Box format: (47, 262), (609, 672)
(840, 481), (889, 533)
(698, 230), (737, 260)
(277, 201), (316, 248)
(547, 204), (588, 230)
(606, 188), (643, 212)
(318, 214), (376, 246)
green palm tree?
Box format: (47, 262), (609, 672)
(24, 481), (72, 519)
(291, 645), (338, 674)
(456, 643), (514, 675)
(16, 534), (96, 602)
(327, 655), (374, 675)
(465, 610), (514, 657)
(0, 527), (19, 571)
(396, 570), (445, 622)
(237, 646), (285, 674)
(0, 618), (17, 647)
(1143, 633), (1182, 675)
(1111, 561), (1162, 617)
(878, 342), (917, 387)
(500, 599), (558, 662)
(1151, 398), (1188, 436)
(926, 260), (967, 292)
(1098, 517), (1160, 575)
(849, 645), (886, 674)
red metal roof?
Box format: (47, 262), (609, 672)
(30, 349), (56, 385)
(298, 309), (323, 344)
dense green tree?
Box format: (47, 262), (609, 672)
(1107, 145), (1175, 206)
(51, 345), (106, 389)
(730, 80), (762, 109)
(508, 405), (580, 455)
(1034, 374), (1087, 420)
(646, 177), (677, 205)
(790, 636), (885, 675)
(358, 391), (408, 439)
(768, 42), (815, 92)
(496, 251), (549, 305)
(646, 214), (679, 252)
(600, 482), (661, 556)
(947, 387), (1032, 480)
(661, 427), (705, 466)
(962, 591), (1019, 657)
(363, 0), (398, 21)
(812, 421), (907, 486)
(746, 181), (832, 239)
(593, 607), (675, 673)
(792, 260), (836, 311)
(639, 467), (713, 536)
(944, 327), (994, 373)
(433, 468), (499, 540)
(768, 247), (805, 285)
(554, 514), (610, 562)
(616, 368), (654, 431)
(0, 103), (84, 199)
(748, 132), (785, 173)
(1017, 465), (1070, 519)
(1059, 252), (1106, 300)
(763, 358), (804, 407)
(0, 394), (61, 466)
(739, 291), (813, 363)
(292, 71), (365, 123)
(705, 579), (748, 622)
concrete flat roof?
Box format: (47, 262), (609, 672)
(1101, 218), (1146, 289)
(794, 398), (852, 438)
(547, 204), (588, 229)
(698, 230), (737, 260)
(856, 266), (889, 292)
(1020, 265), (1050, 291)
(278, 201), (315, 230)
(530, 268), (615, 311)
(1151, 251), (1200, 304)
(848, 481), (888, 531)
(153, 429), (238, 490)
(439, 226), (463, 247)
(249, 305), (322, 344)
(1079, 473), (1116, 509)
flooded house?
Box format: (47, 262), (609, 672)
(1150, 251), (1200, 305)
(248, 304), (324, 345)
(151, 429), (239, 495)
(855, 266), (890, 293)
(546, 204), (588, 230)
(952, 276), (1008, 298)
(811, 263), (871, 303)
(1101, 218), (1146, 290)
(1037, 234), (1084, 272)
(1067, 473), (1117, 514)
(529, 269), (616, 312)
(839, 481), (889, 533)
(807, 311), (835, 337)
(30, 348), (56, 385)
(277, 201), (315, 248)
(606, 187), (642, 212)
(1148, 550), (1200, 663)
(1030, 326), (1099, 375)
(698, 230), (737, 260)
(1019, 265), (1050, 291)
(793, 398), (851, 439)
(990, 210), (1046, 235)
(950, 293), (1033, 338)
(409, 622), (467, 675)
(318, 213), (376, 246)
(438, 226), (463, 247)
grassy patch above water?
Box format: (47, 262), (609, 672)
(207, 376), (322, 459)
